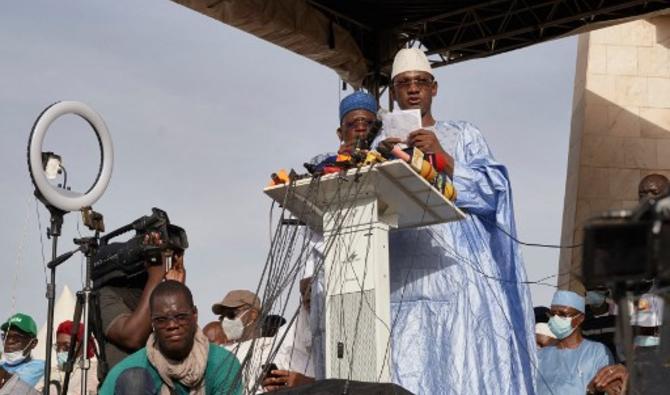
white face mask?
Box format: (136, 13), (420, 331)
(1, 349), (28, 366)
(221, 310), (249, 341)
(56, 351), (69, 369)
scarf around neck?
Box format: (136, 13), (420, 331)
(146, 328), (209, 395)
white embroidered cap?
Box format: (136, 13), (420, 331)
(391, 48), (433, 79)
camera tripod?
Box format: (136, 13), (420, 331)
(57, 236), (109, 394)
(44, 209), (109, 395)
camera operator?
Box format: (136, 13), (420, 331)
(97, 231), (186, 378)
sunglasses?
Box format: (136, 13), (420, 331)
(220, 307), (249, 320)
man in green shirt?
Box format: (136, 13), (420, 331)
(99, 281), (242, 394)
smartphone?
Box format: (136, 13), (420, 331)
(261, 363), (279, 379)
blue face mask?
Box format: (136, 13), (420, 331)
(548, 315), (577, 340)
(56, 351), (69, 368)
(585, 291), (607, 307)
(634, 336), (660, 348)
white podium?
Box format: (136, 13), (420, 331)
(264, 160), (465, 382)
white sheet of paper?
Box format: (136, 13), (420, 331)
(381, 109), (422, 141)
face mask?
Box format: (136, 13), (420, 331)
(221, 310), (249, 341)
(548, 315), (576, 340)
(0, 350), (27, 366)
(56, 351), (69, 369)
(585, 291), (606, 307)
(634, 336), (660, 348)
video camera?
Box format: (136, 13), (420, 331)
(582, 196), (670, 290)
(91, 208), (188, 288)
(582, 197), (670, 393)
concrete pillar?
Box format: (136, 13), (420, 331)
(560, 17), (670, 292)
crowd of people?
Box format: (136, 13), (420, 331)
(531, 174), (670, 395)
(1, 48), (667, 395)
(0, 280), (317, 394)
(532, 287), (666, 395)
(1, 283), (665, 394)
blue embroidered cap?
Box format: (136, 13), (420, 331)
(551, 290), (585, 313)
(339, 91), (377, 122)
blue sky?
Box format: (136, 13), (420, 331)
(0, 0), (576, 327)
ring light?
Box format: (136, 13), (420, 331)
(28, 101), (113, 212)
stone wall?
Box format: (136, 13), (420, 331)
(559, 16), (670, 292)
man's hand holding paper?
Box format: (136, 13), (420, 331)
(380, 109), (421, 142)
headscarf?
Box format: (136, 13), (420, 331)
(56, 320), (96, 359)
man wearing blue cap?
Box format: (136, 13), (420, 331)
(287, 90), (378, 390)
(537, 290), (614, 395)
(307, 90), (378, 170)
(336, 90), (378, 153)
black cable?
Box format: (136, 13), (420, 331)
(226, 178), (306, 392)
(375, 195), (556, 393)
(419, 226), (556, 394)
(242, 167), (374, 392)
(340, 192), (377, 380)
(250, 160), (567, 393)
(299, 166), (381, 383)
(478, 215), (582, 249)
(248, 178), (320, 392)
(303, 165), (377, 383)
(377, 177), (435, 381)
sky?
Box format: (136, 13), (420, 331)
(0, 1), (576, 328)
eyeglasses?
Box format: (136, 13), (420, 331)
(53, 342), (72, 352)
(344, 118), (375, 131)
(550, 311), (580, 319)
(151, 311), (193, 328)
(393, 77), (434, 90)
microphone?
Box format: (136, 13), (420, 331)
(47, 248), (79, 269)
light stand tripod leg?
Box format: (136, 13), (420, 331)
(61, 232), (101, 395)
(43, 206), (65, 395)
(61, 293), (84, 394)
(80, 287), (92, 395)
(44, 241), (57, 395)
(61, 287), (104, 394)
(90, 291), (109, 382)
